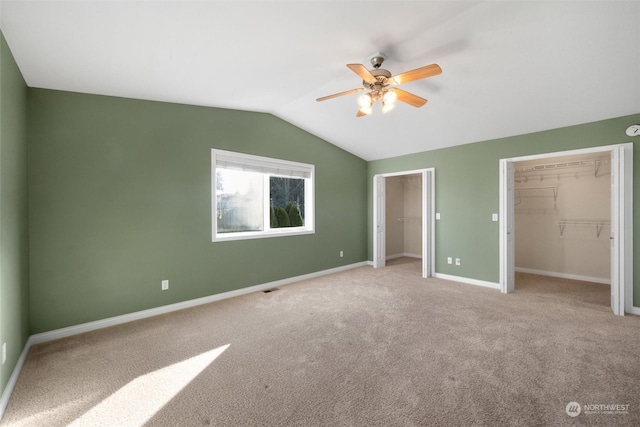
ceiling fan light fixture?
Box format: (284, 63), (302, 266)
(381, 90), (397, 113)
(359, 106), (373, 115)
(383, 90), (397, 104)
(381, 100), (395, 114)
(357, 93), (373, 109)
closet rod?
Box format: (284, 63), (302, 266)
(556, 220), (610, 238)
(517, 158), (609, 178)
(515, 185), (558, 204)
(516, 185), (557, 190)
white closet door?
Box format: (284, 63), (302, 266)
(614, 143), (633, 315)
(373, 175), (386, 268)
(500, 160), (515, 293)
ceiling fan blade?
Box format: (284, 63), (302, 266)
(347, 64), (377, 84)
(392, 88), (428, 108)
(316, 88), (364, 102)
(391, 64), (442, 85)
(356, 110), (367, 117)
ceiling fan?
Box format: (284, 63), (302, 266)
(316, 53), (442, 117)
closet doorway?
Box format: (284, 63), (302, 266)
(373, 169), (435, 278)
(514, 153), (611, 305)
(499, 144), (633, 315)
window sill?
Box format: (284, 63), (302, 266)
(212, 228), (315, 242)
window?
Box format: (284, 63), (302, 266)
(212, 149), (315, 241)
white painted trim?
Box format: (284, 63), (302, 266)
(499, 159), (514, 294)
(515, 267), (610, 285)
(374, 168), (428, 178)
(621, 144), (634, 314)
(611, 145), (622, 314)
(501, 145), (622, 163)
(425, 168), (436, 278)
(404, 253), (422, 259)
(0, 336), (33, 421)
(372, 174), (386, 269)
(211, 149), (315, 242)
(433, 273), (501, 290)
(386, 253), (422, 261)
(627, 306), (640, 316)
(372, 168), (435, 278)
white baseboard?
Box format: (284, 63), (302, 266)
(30, 261), (369, 345)
(0, 261), (368, 422)
(433, 273), (501, 290)
(0, 335), (33, 420)
(386, 253), (422, 261)
(515, 267), (610, 285)
(627, 306), (640, 316)
(404, 252), (422, 259)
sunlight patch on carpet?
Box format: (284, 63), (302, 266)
(8, 394), (101, 427)
(68, 344), (230, 426)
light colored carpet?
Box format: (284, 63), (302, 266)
(2, 259), (639, 426)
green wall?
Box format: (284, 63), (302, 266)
(28, 89), (368, 334)
(2, 30), (639, 397)
(368, 114), (640, 305)
(0, 32), (29, 394)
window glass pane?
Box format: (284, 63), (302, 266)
(269, 176), (305, 228)
(216, 169), (264, 233)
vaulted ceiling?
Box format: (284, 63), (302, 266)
(1, 1), (638, 161)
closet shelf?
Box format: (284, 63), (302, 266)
(515, 185), (558, 205)
(556, 220), (610, 238)
(516, 157), (610, 178)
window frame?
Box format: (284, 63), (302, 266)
(211, 149), (315, 242)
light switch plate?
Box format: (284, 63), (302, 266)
(436, 213), (441, 220)
(492, 213), (499, 222)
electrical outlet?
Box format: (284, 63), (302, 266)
(436, 213), (441, 220)
(492, 213), (499, 222)
(2, 342), (6, 365)
(455, 258), (461, 266)
(161, 280), (169, 291)
(447, 257), (452, 265)
(339, 250), (344, 258)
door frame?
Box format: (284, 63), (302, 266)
(373, 168), (435, 278)
(498, 143), (633, 315)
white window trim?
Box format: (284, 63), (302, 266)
(212, 149), (315, 242)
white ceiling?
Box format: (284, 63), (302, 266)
(1, 1), (639, 161)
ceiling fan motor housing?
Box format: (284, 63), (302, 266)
(363, 68), (392, 90)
